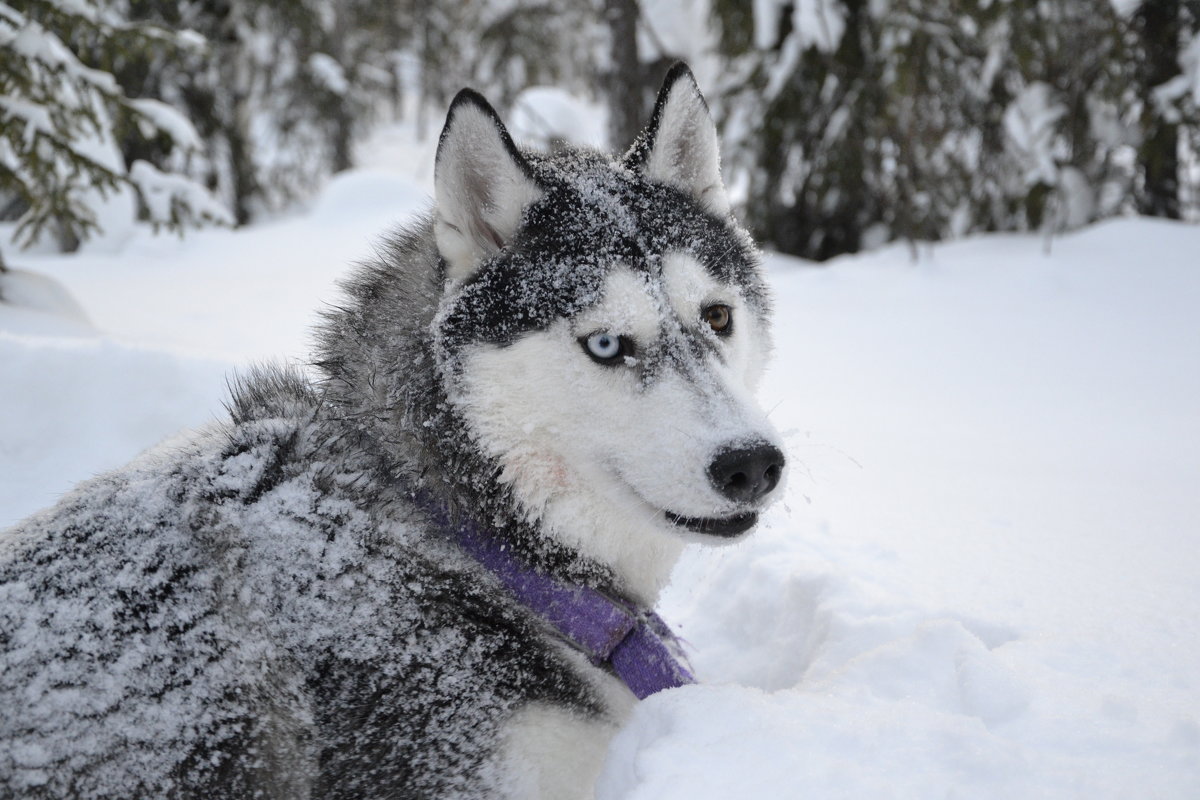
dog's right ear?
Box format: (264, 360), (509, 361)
(434, 90), (542, 288)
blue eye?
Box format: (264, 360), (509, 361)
(582, 332), (631, 364)
(587, 333), (620, 358)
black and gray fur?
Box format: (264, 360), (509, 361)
(0, 64), (766, 798)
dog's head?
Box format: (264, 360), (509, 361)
(430, 65), (785, 596)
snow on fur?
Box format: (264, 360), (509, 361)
(0, 361), (594, 797)
(0, 71), (784, 798)
(3, 89), (1199, 797)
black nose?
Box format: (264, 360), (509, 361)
(707, 443), (785, 503)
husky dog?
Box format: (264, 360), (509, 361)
(0, 64), (784, 799)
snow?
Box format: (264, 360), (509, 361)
(0, 95), (54, 141)
(753, 0), (783, 50)
(52, 109), (142, 254)
(1156, 34), (1200, 110)
(1179, 34), (1200, 106)
(637, 0), (720, 90)
(128, 159), (235, 227)
(0, 269), (92, 333)
(1, 4), (229, 251)
(308, 53), (349, 96)
(791, 0), (846, 53)
(3, 119), (1200, 795)
(0, 333), (232, 528)
(2, 10), (117, 95)
(1005, 82), (1066, 186)
(127, 98), (204, 151)
(1108, 0), (1142, 17)
(510, 87), (609, 150)
(753, 0), (845, 53)
(758, 0), (847, 104)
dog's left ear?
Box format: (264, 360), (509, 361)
(435, 89), (543, 287)
(625, 63), (730, 216)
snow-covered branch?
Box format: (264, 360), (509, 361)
(0, 0), (231, 250)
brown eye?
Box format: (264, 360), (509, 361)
(702, 304), (732, 335)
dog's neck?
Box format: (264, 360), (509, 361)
(398, 401), (682, 606)
(426, 479), (682, 608)
(420, 497), (694, 698)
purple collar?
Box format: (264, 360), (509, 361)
(422, 500), (694, 699)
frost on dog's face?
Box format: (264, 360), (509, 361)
(429, 67), (785, 587)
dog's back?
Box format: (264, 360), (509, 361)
(0, 370), (595, 798)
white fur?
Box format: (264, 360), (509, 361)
(435, 101), (543, 286)
(643, 77), (731, 216)
(494, 653), (633, 800)
(495, 704), (615, 800)
(450, 259), (782, 603)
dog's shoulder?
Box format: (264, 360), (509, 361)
(0, 362), (603, 796)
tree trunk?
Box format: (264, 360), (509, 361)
(331, 103), (354, 174)
(1136, 0), (1182, 219)
(605, 0), (643, 151)
(328, 10), (354, 175)
(224, 103), (258, 226)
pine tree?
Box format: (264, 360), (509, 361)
(710, 0), (1186, 260)
(1133, 0), (1200, 218)
(605, 0), (644, 149)
(0, 0), (230, 256)
(101, 0), (603, 227)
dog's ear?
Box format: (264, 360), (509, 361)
(435, 89), (542, 287)
(625, 63), (730, 216)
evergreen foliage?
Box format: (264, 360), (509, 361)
(3, 0), (1199, 261)
(0, 0), (229, 252)
(1, 0), (600, 254)
(712, 0), (1200, 260)
(115, 0), (600, 224)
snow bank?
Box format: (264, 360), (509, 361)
(601, 523), (1198, 798)
(0, 269), (93, 336)
(0, 333), (232, 527)
(15, 169), (428, 363)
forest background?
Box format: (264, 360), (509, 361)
(3, 0), (1200, 267)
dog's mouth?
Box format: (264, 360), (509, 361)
(664, 510), (759, 538)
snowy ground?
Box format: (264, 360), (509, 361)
(2, 121), (1198, 796)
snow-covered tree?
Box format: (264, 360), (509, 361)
(109, 0), (604, 224)
(1132, 0), (1200, 219)
(0, 0), (230, 255)
(712, 0), (857, 259)
(712, 0), (1193, 260)
(413, 0), (603, 121)
(108, 0), (326, 223)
